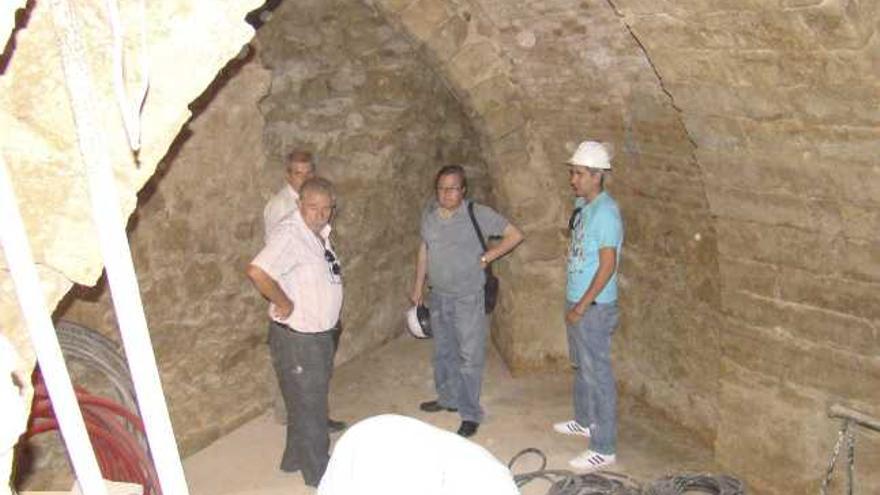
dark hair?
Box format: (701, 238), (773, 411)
(434, 165), (467, 190)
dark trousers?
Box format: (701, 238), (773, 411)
(268, 321), (334, 486)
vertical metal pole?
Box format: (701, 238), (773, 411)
(0, 157), (108, 495)
(48, 0), (190, 492)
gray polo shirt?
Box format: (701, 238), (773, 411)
(421, 199), (509, 295)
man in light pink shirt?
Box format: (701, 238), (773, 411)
(247, 177), (342, 486)
(262, 151), (346, 433)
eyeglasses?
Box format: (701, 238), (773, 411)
(324, 249), (342, 276)
(436, 186), (462, 193)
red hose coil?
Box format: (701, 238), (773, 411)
(23, 371), (161, 495)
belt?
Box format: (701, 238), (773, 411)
(273, 320), (337, 335)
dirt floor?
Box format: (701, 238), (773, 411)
(183, 334), (722, 494)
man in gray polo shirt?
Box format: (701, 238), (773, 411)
(410, 165), (523, 438)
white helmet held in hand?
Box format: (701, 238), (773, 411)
(405, 305), (432, 339)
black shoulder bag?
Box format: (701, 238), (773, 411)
(467, 202), (500, 314)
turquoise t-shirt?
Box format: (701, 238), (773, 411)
(566, 192), (623, 303)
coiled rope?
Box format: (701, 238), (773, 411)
(509, 448), (745, 495)
(510, 448), (641, 495)
(644, 474), (745, 494)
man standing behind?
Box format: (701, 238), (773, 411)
(264, 150), (316, 240)
(554, 141), (623, 472)
(246, 177), (342, 486)
(411, 165), (523, 438)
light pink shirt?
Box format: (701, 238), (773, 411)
(263, 184), (300, 242)
(251, 210), (343, 333)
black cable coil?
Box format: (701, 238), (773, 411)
(644, 474), (745, 495)
(510, 448), (641, 495)
(509, 448), (746, 495)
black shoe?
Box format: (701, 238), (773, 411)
(328, 418), (347, 432)
(419, 399), (458, 413)
(457, 420), (479, 438)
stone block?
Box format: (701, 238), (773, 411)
(840, 201), (880, 241)
(398, 0), (453, 42)
(447, 40), (507, 90)
(716, 219), (822, 272)
(424, 14), (469, 63)
(630, 10), (817, 50)
(701, 149), (836, 199)
(797, 0), (876, 49)
(729, 118), (878, 169)
(716, 218), (879, 282)
(619, 194), (715, 265)
(513, 226), (566, 263)
(480, 101), (526, 141)
(830, 161), (880, 208)
(375, 0), (418, 14)
(722, 290), (878, 357)
(838, 237), (880, 282)
(683, 114), (748, 153)
(467, 75), (518, 117)
(707, 186), (841, 233)
(612, 157), (710, 211)
(488, 127), (529, 160)
(777, 266), (880, 321)
(667, 82), (790, 121)
(716, 365), (844, 494)
(721, 320), (880, 404)
(718, 256), (778, 298)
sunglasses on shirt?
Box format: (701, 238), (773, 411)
(324, 249), (342, 276)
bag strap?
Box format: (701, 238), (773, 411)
(467, 202), (493, 275)
(467, 201), (487, 251)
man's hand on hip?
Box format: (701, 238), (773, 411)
(272, 300), (294, 320)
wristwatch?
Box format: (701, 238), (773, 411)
(480, 255), (489, 264)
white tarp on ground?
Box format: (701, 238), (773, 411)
(318, 414), (519, 495)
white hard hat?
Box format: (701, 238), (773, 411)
(566, 141), (611, 170)
(405, 305), (432, 339)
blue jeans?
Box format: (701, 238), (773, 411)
(565, 301), (620, 455)
(430, 290), (487, 423)
(268, 321), (334, 486)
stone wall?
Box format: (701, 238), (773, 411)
(609, 1), (880, 492)
(355, 1), (880, 493)
(4, 0), (878, 493)
(1, 0), (261, 486)
(55, 0), (488, 477)
(370, 0), (723, 447)
(255, 0), (489, 363)
(59, 56), (276, 459)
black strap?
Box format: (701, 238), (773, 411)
(568, 207), (582, 232)
(467, 201), (487, 251)
(467, 202), (493, 275)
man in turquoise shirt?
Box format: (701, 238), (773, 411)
(553, 141), (623, 472)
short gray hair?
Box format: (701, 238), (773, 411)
(300, 176), (335, 203)
(285, 150), (316, 171)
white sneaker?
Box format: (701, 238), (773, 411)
(568, 449), (616, 472)
(553, 420), (591, 438)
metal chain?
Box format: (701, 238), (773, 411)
(846, 423), (855, 495)
(820, 419), (853, 495)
